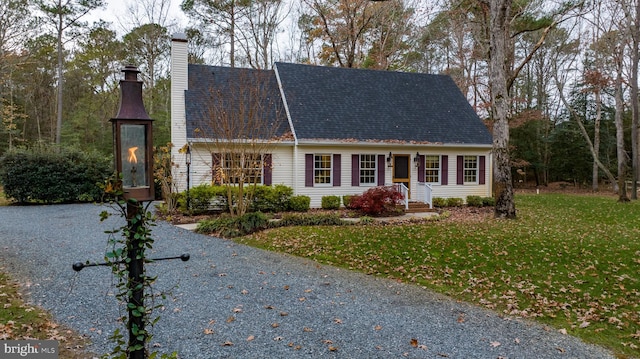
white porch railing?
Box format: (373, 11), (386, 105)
(389, 183), (409, 210)
(417, 182), (433, 208)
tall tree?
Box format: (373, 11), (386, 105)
(123, 23), (170, 115)
(237, 0), (288, 69)
(485, 0), (584, 218)
(182, 0), (252, 67)
(34, 0), (104, 145)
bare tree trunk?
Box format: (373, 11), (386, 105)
(489, 0), (516, 218)
(632, 0), (640, 199)
(615, 46), (629, 202)
(592, 89), (601, 191)
(55, 9), (63, 145)
(555, 76), (619, 192)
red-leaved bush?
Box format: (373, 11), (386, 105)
(349, 186), (404, 216)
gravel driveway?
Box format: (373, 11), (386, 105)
(0, 204), (615, 358)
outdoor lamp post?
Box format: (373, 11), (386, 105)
(185, 142), (192, 211)
(111, 65), (153, 359)
(111, 65), (155, 202)
(73, 65), (189, 359)
(414, 152), (420, 168)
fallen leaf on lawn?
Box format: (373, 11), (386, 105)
(303, 327), (313, 332)
(558, 328), (567, 335)
(334, 318), (343, 324)
(208, 319), (216, 325)
(226, 316), (236, 323)
(274, 336), (283, 341)
(457, 314), (465, 323)
(328, 346), (338, 351)
(247, 335), (255, 341)
(374, 325), (382, 331)
(264, 305), (274, 310)
(280, 312), (289, 316)
(284, 285), (290, 290)
(304, 289), (313, 293)
(514, 338), (520, 344)
(410, 338), (418, 348)
(241, 289), (249, 295)
(323, 339), (333, 344)
(222, 341), (233, 346)
(203, 329), (214, 335)
(272, 323), (280, 328)
(490, 341), (501, 347)
(556, 347), (565, 353)
(233, 307), (243, 313)
(579, 321), (590, 328)
(418, 344), (428, 350)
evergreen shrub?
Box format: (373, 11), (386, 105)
(252, 184), (293, 212)
(0, 147), (111, 203)
(466, 195), (483, 207)
(446, 197), (464, 207)
(288, 195), (310, 212)
(321, 195), (340, 210)
(432, 197), (447, 208)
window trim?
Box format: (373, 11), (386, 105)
(314, 153), (333, 186)
(424, 155), (441, 184)
(463, 155), (478, 184)
(359, 154), (377, 186)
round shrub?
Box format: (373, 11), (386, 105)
(321, 195), (340, 210)
(289, 195), (310, 212)
(432, 197), (447, 208)
(251, 184), (293, 212)
(466, 195), (483, 207)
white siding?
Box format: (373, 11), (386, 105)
(293, 145), (491, 208)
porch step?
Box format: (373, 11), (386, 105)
(398, 202), (436, 213)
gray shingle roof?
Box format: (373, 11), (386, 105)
(185, 64), (289, 140)
(274, 62), (492, 145)
(184, 62), (492, 145)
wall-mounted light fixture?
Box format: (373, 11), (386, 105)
(414, 152), (420, 168)
(387, 152), (392, 167)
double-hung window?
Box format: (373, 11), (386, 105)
(222, 153), (263, 184)
(463, 156), (478, 184)
(425, 155), (440, 183)
(359, 154), (377, 185)
(314, 154), (332, 185)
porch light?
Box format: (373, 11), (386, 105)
(414, 152), (420, 168)
(110, 65), (154, 202)
(387, 152), (392, 167)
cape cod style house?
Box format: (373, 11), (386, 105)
(170, 34), (493, 208)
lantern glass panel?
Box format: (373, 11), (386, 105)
(120, 124), (148, 188)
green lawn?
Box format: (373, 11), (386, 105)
(236, 194), (640, 358)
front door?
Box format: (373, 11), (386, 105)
(392, 154), (410, 196)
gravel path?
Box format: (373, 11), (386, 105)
(0, 204), (615, 358)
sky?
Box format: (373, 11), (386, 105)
(88, 0), (187, 35)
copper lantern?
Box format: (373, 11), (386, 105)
(111, 65), (154, 201)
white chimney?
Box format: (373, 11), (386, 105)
(171, 33), (189, 192)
